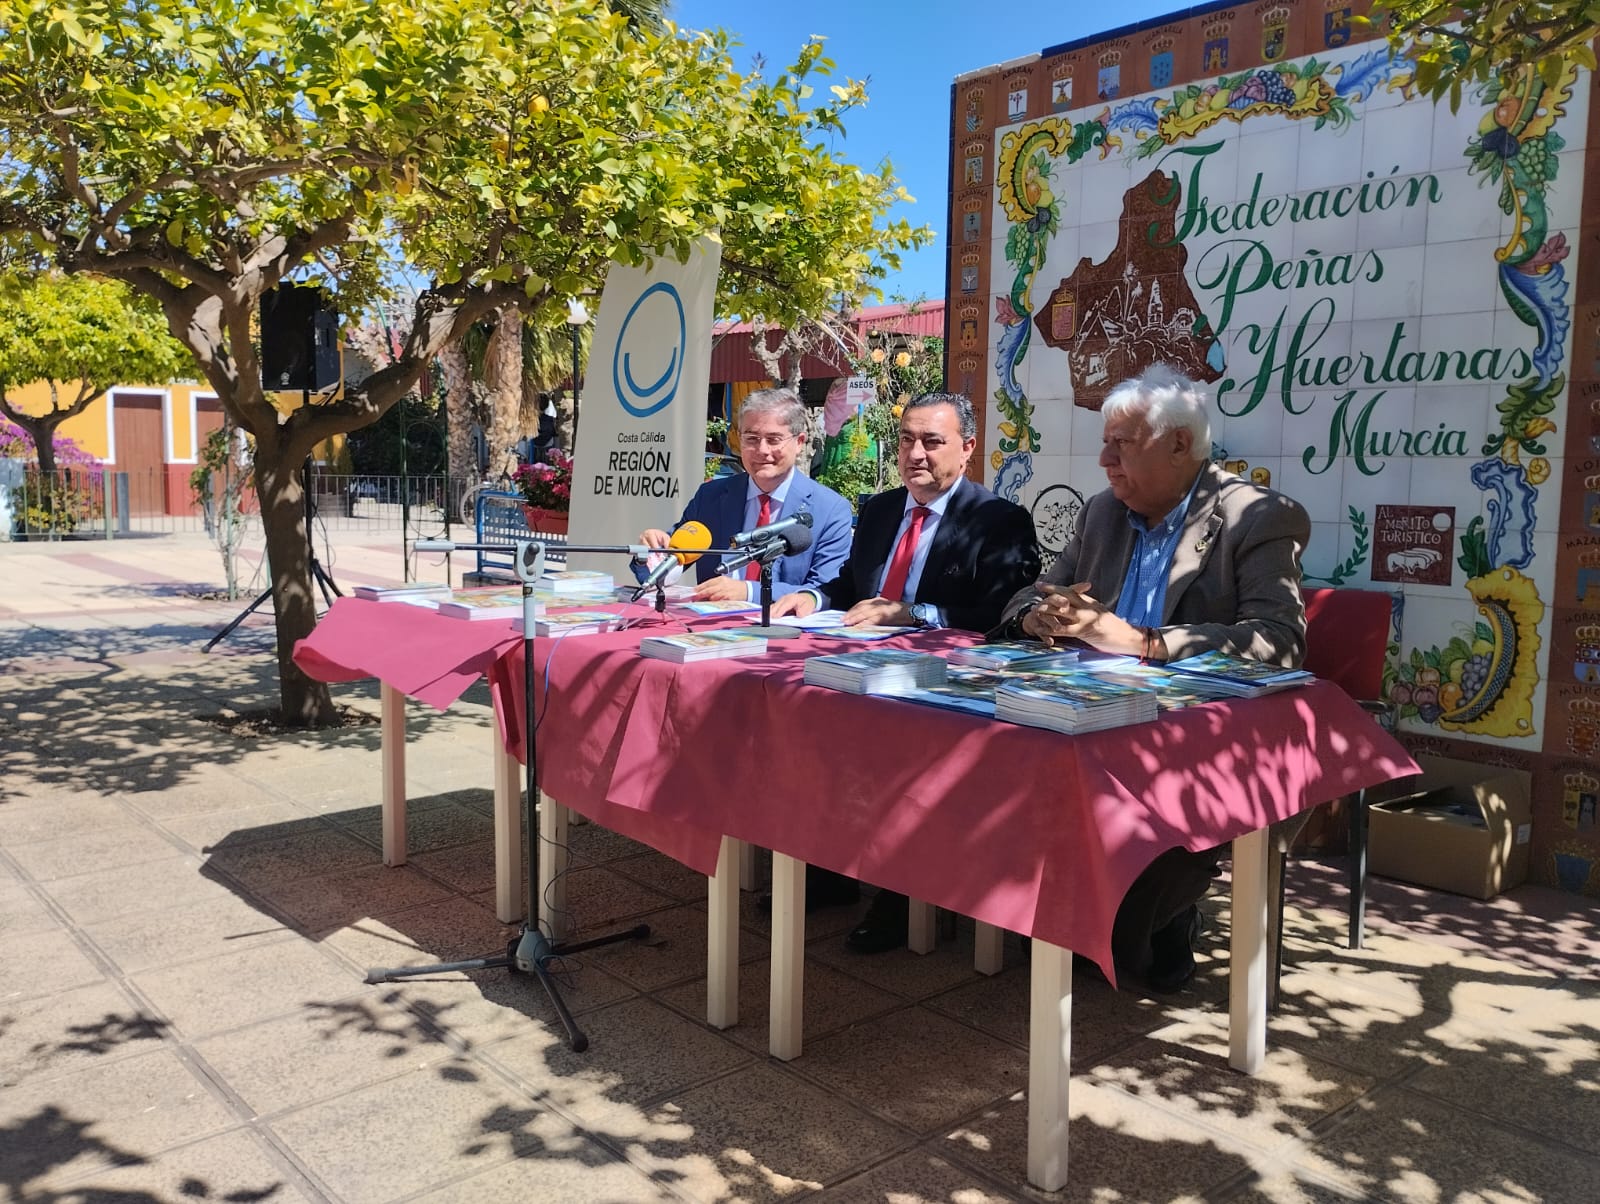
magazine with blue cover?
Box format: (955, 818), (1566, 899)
(1165, 650), (1314, 695)
(895, 666), (999, 717)
(949, 642), (1083, 672)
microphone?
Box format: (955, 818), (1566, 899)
(634, 520), (712, 594)
(732, 509), (813, 547)
(716, 522), (814, 577)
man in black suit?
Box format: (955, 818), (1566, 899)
(773, 392), (1039, 635)
(773, 392), (1040, 951)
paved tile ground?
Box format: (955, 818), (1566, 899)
(3, 532), (1599, 1203)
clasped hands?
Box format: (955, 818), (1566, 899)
(1021, 582), (1143, 654)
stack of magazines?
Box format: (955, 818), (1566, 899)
(436, 587), (542, 621)
(540, 570), (615, 596)
(1075, 661), (1239, 710)
(802, 649), (947, 695)
(639, 630), (769, 663)
(515, 610), (616, 637)
(353, 582), (454, 607)
(1164, 650), (1315, 697)
(895, 665), (1001, 717)
(949, 642), (1083, 673)
(994, 674), (1158, 734)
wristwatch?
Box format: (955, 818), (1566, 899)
(908, 602), (937, 628)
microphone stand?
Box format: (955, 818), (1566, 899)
(719, 535), (805, 640)
(366, 536), (718, 1051)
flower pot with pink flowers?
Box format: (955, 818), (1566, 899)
(513, 450), (572, 534)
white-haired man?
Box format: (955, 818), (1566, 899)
(996, 363), (1311, 992)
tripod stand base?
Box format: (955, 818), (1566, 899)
(364, 921), (651, 1052)
(203, 554), (342, 652)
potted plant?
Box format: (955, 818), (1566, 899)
(513, 449), (572, 533)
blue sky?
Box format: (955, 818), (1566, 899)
(673, 0), (1188, 305)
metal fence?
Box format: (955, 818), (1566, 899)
(1, 464), (117, 540)
(1, 463), (489, 541)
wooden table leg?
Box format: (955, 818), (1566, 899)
(974, 921), (1004, 975)
(380, 683), (407, 868)
(537, 792), (570, 940)
(769, 852), (806, 1061)
(1027, 938), (1073, 1192)
(1229, 826), (1270, 1074)
(491, 704), (522, 925)
(908, 898), (936, 954)
(739, 840), (759, 891)
(708, 835), (741, 1029)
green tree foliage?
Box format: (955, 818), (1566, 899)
(0, 0), (929, 723)
(0, 272), (192, 476)
(190, 422), (253, 598)
(816, 326), (945, 504)
(1370, 2), (1600, 108)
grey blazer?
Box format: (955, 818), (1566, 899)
(996, 462), (1310, 667)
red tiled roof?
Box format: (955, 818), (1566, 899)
(710, 302), (945, 383)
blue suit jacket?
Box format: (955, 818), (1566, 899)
(673, 472), (855, 593)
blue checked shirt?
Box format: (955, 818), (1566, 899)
(1113, 479), (1200, 628)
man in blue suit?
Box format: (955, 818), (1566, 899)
(640, 388), (853, 602)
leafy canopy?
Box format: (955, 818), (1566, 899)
(0, 0), (929, 400)
(1369, 2), (1600, 107)
(0, 271), (193, 400)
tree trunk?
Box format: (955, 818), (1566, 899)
(483, 306), (523, 484)
(13, 414), (60, 477)
(437, 340), (477, 490)
(254, 450), (337, 726)
(35, 431), (58, 479)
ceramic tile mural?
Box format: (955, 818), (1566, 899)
(950, 9), (1600, 894)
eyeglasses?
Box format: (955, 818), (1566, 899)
(740, 432), (799, 450)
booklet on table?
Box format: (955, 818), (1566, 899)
(802, 649), (947, 695)
(638, 630), (770, 663)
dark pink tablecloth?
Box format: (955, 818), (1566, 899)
(293, 597), (523, 710)
(490, 627), (1416, 980)
(297, 599), (1418, 980)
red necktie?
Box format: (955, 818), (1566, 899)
(880, 506), (930, 602)
(745, 492), (773, 580)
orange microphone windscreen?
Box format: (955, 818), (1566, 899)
(669, 520), (713, 567)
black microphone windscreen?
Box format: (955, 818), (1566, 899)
(781, 525), (814, 555)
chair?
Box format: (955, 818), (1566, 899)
(1268, 586), (1395, 1006)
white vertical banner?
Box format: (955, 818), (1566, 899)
(566, 236), (722, 572)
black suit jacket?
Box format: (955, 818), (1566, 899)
(818, 477), (1040, 634)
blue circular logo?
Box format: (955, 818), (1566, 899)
(612, 282), (685, 418)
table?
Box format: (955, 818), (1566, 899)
(297, 599), (1416, 1191)
(293, 598), (528, 921)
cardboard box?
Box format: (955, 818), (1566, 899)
(1366, 754), (1533, 900)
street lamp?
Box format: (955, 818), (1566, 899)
(566, 298), (589, 453)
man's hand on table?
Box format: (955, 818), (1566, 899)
(842, 596), (916, 627)
(770, 591), (817, 620)
(691, 575), (749, 602)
